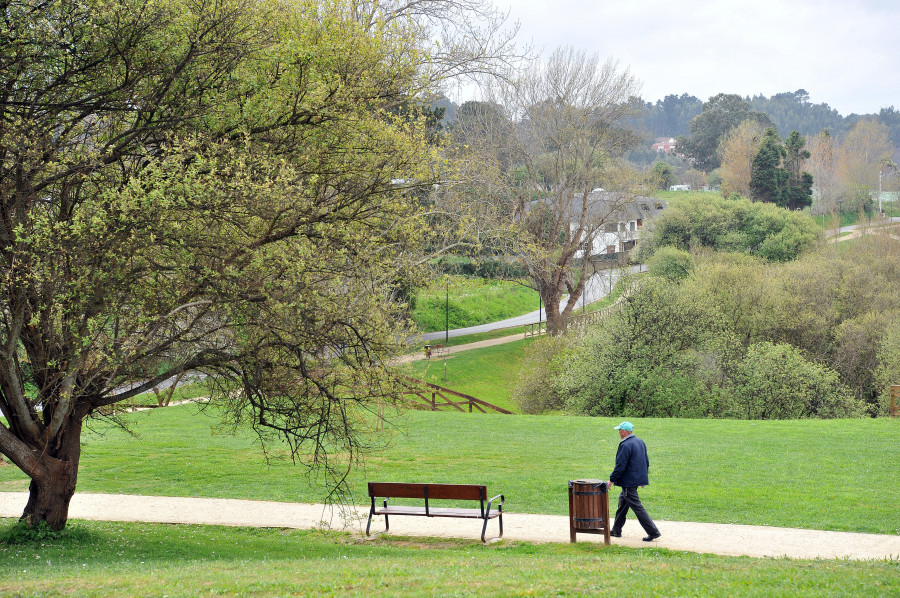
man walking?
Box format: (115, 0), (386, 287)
(608, 421), (661, 542)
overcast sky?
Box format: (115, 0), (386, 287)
(495, 0), (899, 116)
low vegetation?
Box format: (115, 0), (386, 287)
(521, 233), (900, 418)
(638, 192), (821, 262)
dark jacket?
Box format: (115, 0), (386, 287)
(609, 434), (650, 487)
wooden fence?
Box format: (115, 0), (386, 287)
(397, 375), (513, 414)
(523, 321), (546, 338)
(892, 385), (899, 417)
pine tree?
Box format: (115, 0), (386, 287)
(750, 129), (788, 204)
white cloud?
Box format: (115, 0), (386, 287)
(498, 0), (900, 115)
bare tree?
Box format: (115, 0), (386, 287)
(454, 48), (642, 334)
(719, 120), (767, 198)
(348, 0), (524, 89)
(807, 131), (841, 217)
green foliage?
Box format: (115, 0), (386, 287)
(646, 246), (693, 280)
(874, 316), (900, 415)
(649, 161), (677, 189)
(630, 93), (702, 137)
(749, 128), (813, 210)
(639, 192), (820, 262)
(559, 279), (734, 418)
(750, 128), (789, 203)
(552, 237), (900, 419)
(0, 0), (457, 528)
(513, 333), (577, 413)
(0, 520), (69, 544)
(732, 342), (864, 419)
(676, 94), (772, 171)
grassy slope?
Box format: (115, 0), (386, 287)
(402, 339), (533, 412)
(0, 522), (896, 597)
(411, 277), (539, 332)
(1, 405), (896, 535)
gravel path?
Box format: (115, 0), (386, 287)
(2, 492), (897, 561)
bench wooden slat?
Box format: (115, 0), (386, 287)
(374, 506), (501, 519)
(368, 482), (487, 501)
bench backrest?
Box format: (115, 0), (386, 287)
(368, 482), (487, 501)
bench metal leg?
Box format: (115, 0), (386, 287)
(365, 513), (388, 536)
(481, 514), (503, 543)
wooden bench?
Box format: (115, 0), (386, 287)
(366, 482), (504, 543)
(423, 344), (449, 359)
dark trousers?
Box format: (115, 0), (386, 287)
(612, 486), (659, 536)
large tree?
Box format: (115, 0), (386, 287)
(0, 0), (510, 530)
(677, 93), (772, 172)
(454, 48), (641, 335)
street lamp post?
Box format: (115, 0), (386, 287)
(444, 280), (449, 382)
(538, 283), (542, 330)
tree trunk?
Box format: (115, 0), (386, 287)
(19, 413), (85, 531)
(544, 294), (566, 335)
(21, 463), (78, 531)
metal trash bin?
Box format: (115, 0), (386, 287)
(568, 479), (611, 544)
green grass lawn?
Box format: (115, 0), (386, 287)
(0, 522), (896, 597)
(411, 276), (539, 332)
(1, 405), (896, 535)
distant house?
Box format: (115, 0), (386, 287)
(652, 137), (677, 153)
(568, 191), (667, 260)
(669, 184), (691, 191)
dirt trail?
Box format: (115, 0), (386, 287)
(1, 492), (897, 561)
(393, 333), (526, 365)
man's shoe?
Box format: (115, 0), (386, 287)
(642, 533), (661, 542)
(609, 531), (621, 538)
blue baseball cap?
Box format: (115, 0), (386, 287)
(614, 421), (634, 432)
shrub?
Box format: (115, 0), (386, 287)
(512, 334), (576, 414)
(729, 342), (865, 419)
(646, 246), (693, 280)
(642, 193), (820, 262)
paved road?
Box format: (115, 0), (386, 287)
(421, 266), (642, 342)
(824, 216), (900, 237)
(1, 492), (896, 561)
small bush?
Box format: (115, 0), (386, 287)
(646, 246), (693, 280)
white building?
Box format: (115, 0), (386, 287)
(571, 191), (667, 260)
